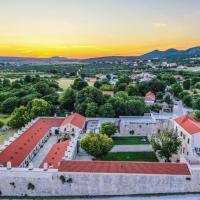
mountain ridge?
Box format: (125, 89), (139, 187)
(0, 45), (200, 63)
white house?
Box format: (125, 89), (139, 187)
(59, 113), (86, 138)
(174, 115), (200, 157)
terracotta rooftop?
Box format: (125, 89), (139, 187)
(58, 160), (190, 175)
(175, 115), (200, 135)
(60, 113), (86, 129)
(0, 118), (64, 167)
(40, 140), (69, 169)
(102, 91), (114, 96)
(145, 91), (156, 101)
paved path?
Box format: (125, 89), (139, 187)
(75, 148), (93, 160)
(32, 136), (58, 168)
(111, 144), (153, 152)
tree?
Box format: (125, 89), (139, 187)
(183, 79), (191, 90)
(8, 106), (30, 128)
(126, 99), (145, 116)
(164, 94), (173, 104)
(85, 103), (98, 117)
(28, 99), (51, 118)
(195, 82), (200, 89)
(1, 96), (19, 113)
(182, 95), (193, 107)
(194, 111), (200, 121)
(151, 129), (181, 162)
(172, 83), (183, 98)
(72, 78), (88, 91)
(100, 122), (117, 137)
(80, 132), (113, 159)
(98, 103), (115, 117)
(0, 120), (4, 128)
(107, 97), (127, 117)
(193, 97), (200, 110)
(126, 84), (139, 96)
(149, 79), (166, 93)
(34, 82), (49, 96)
(60, 87), (76, 111)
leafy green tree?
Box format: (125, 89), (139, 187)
(100, 122), (117, 137)
(125, 84), (139, 96)
(34, 82), (50, 96)
(3, 78), (11, 87)
(182, 95), (193, 107)
(126, 99), (145, 116)
(172, 83), (183, 98)
(98, 103), (115, 117)
(1, 96), (19, 113)
(8, 106), (30, 128)
(115, 91), (129, 101)
(28, 98), (51, 118)
(80, 132), (113, 159)
(107, 97), (127, 117)
(75, 86), (104, 114)
(194, 111), (200, 121)
(85, 103), (98, 117)
(179, 91), (190, 99)
(60, 87), (76, 111)
(149, 79), (166, 93)
(183, 79), (191, 90)
(100, 84), (113, 91)
(0, 120), (4, 128)
(193, 97), (200, 110)
(72, 78), (88, 91)
(151, 129), (181, 162)
(94, 81), (103, 89)
(195, 82), (200, 89)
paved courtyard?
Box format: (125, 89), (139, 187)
(32, 135), (58, 167)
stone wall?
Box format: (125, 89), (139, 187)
(1, 167), (200, 197)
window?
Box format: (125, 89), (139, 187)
(183, 134), (186, 140)
(180, 131), (183, 137)
(158, 129), (161, 133)
(139, 125), (142, 128)
(188, 138), (190, 144)
(183, 148), (185, 153)
(130, 130), (135, 135)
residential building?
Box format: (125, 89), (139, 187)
(174, 115), (200, 157)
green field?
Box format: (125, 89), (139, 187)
(58, 78), (93, 90)
(101, 152), (158, 162)
(112, 136), (149, 145)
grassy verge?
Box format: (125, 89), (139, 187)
(112, 136), (149, 145)
(101, 152), (158, 162)
(0, 129), (16, 145)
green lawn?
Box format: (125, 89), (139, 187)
(112, 136), (149, 145)
(101, 152), (158, 162)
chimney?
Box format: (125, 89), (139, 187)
(28, 162), (34, 170)
(7, 161), (12, 170)
(43, 162), (48, 171)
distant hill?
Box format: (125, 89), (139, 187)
(0, 46), (200, 63)
(140, 46), (200, 59)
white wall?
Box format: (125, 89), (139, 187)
(0, 167), (199, 197)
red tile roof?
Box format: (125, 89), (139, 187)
(102, 91), (114, 96)
(175, 115), (200, 135)
(145, 91), (156, 101)
(0, 118), (64, 167)
(40, 140), (69, 169)
(60, 113), (86, 129)
(58, 160), (190, 175)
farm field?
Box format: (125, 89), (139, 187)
(58, 78), (93, 90)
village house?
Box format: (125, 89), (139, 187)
(145, 91), (156, 105)
(174, 115), (200, 157)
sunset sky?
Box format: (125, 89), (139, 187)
(0, 0), (200, 58)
